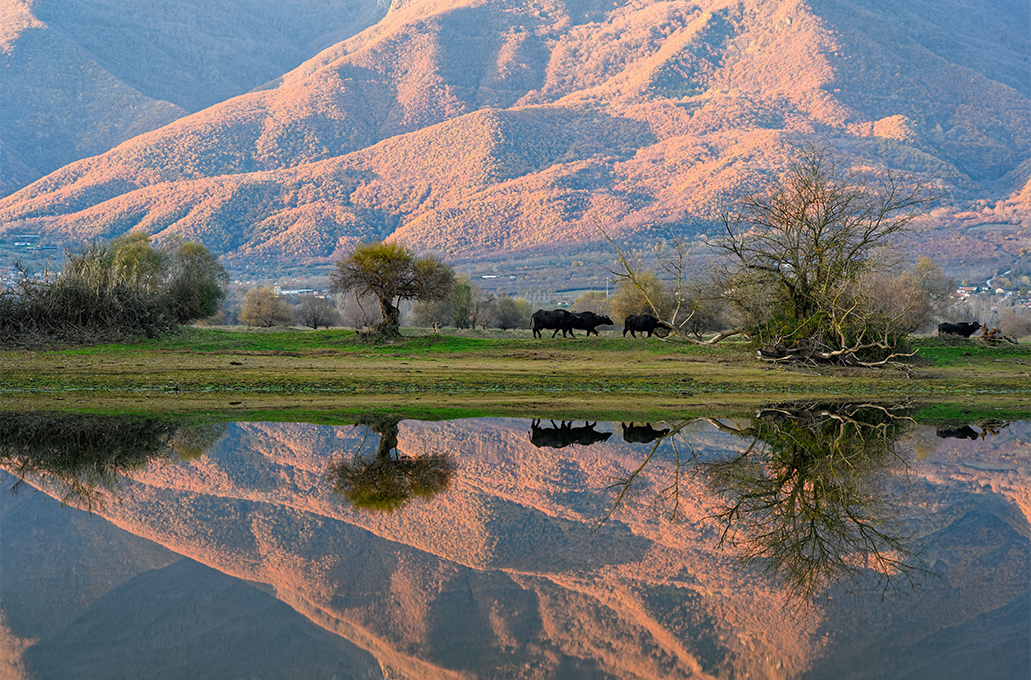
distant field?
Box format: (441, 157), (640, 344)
(1, 327), (1027, 422)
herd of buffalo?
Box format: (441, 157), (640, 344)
(532, 309), (992, 341)
(531, 309), (674, 339)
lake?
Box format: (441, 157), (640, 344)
(1, 406), (1028, 679)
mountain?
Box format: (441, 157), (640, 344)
(0, 0), (388, 195)
(0, 0), (1028, 270)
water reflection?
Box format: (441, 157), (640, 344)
(528, 419), (612, 448)
(936, 420), (1011, 440)
(0, 412), (225, 510)
(328, 414), (456, 512)
(620, 422), (670, 444)
(604, 402), (929, 606)
(699, 402), (924, 606)
(1, 409), (1027, 679)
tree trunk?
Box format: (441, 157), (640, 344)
(377, 297), (401, 335)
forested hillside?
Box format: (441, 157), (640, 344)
(1, 0), (1028, 271)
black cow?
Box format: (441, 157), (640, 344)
(937, 321), (981, 337)
(621, 422), (670, 444)
(529, 420), (612, 448)
(623, 314), (673, 338)
(532, 309), (576, 338)
(571, 311), (614, 336)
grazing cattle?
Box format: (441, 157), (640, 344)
(529, 420), (612, 449)
(937, 321), (981, 337)
(532, 309), (576, 338)
(621, 422), (670, 444)
(936, 425), (980, 440)
(571, 311), (614, 336)
(623, 314), (673, 338)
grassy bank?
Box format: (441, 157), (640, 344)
(1, 327), (1027, 422)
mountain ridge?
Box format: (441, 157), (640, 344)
(1, 0), (1028, 269)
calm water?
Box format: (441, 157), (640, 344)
(1, 408), (1028, 679)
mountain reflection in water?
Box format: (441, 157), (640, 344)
(1, 408), (1028, 679)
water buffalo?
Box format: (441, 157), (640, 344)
(621, 422), (670, 444)
(532, 309), (576, 338)
(937, 321), (981, 337)
(623, 314), (673, 338)
(571, 311), (614, 336)
(529, 420), (612, 448)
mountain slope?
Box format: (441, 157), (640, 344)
(1, 0), (1027, 266)
(0, 0), (387, 195)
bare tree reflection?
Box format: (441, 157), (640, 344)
(602, 403), (929, 607)
(328, 415), (456, 513)
(699, 403), (926, 606)
(601, 420), (698, 524)
(0, 413), (225, 510)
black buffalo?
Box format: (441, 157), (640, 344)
(571, 311), (614, 336)
(937, 321), (981, 337)
(621, 422), (670, 444)
(529, 420), (612, 449)
(623, 314), (673, 338)
(532, 309), (576, 338)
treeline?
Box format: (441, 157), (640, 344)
(0, 234), (227, 346)
(212, 276), (536, 332)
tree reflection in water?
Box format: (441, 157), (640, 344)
(328, 414), (456, 513)
(0, 412), (226, 510)
(604, 402), (929, 607)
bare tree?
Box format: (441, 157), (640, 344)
(710, 145), (935, 364)
(295, 294), (341, 330)
(603, 233), (744, 344)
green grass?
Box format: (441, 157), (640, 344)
(4, 327), (1028, 422)
(911, 339), (1029, 366)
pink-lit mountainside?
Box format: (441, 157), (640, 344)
(1, 0), (1028, 270)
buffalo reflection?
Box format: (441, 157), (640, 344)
(0, 412), (226, 510)
(936, 420), (1011, 440)
(604, 402), (927, 607)
(529, 420), (612, 449)
(328, 415), (455, 513)
(621, 422), (670, 444)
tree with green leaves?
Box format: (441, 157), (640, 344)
(330, 242), (454, 336)
(164, 240), (230, 323)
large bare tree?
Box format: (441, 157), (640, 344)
(711, 145), (935, 364)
